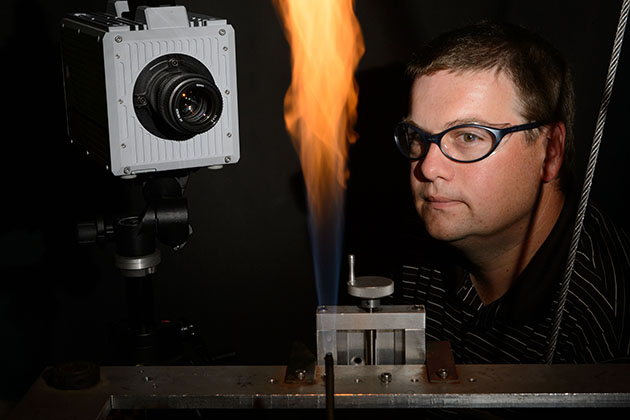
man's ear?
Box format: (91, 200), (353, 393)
(542, 122), (566, 183)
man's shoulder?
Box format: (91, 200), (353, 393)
(393, 229), (464, 305)
(576, 203), (630, 278)
(560, 202), (630, 360)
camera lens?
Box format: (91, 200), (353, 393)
(179, 89), (207, 123)
(158, 74), (223, 137)
(134, 54), (224, 141)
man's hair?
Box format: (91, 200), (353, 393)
(407, 21), (575, 192)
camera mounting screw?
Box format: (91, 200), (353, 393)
(219, 29), (226, 36)
(136, 96), (148, 107)
(114, 35), (123, 43)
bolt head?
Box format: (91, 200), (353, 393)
(380, 372), (392, 383)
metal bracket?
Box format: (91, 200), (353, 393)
(426, 341), (459, 383)
(284, 341), (316, 384)
(316, 304), (426, 365)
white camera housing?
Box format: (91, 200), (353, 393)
(61, 3), (240, 176)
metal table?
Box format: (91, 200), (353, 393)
(7, 363), (630, 419)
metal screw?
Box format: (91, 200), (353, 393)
(468, 377), (476, 383)
(412, 304), (423, 311)
(115, 35), (123, 43)
(380, 372), (392, 383)
(268, 378), (276, 384)
(295, 370), (306, 381)
(225, 89), (230, 95)
(436, 368), (449, 379)
(118, 99), (123, 104)
(169, 58), (179, 67)
(223, 46), (228, 51)
(137, 96), (147, 106)
(318, 305), (328, 312)
(219, 29), (226, 36)
(227, 132), (232, 138)
(121, 143), (127, 149)
(224, 156), (231, 163)
(354, 378), (362, 384)
(124, 167), (131, 175)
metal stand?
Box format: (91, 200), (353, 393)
(317, 255), (426, 366)
(78, 172), (193, 365)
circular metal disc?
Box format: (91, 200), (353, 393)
(347, 276), (394, 299)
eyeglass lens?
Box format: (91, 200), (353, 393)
(396, 124), (497, 162)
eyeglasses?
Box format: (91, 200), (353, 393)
(394, 121), (543, 163)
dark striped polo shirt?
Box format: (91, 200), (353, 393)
(393, 199), (630, 364)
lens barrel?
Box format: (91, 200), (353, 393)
(134, 54), (223, 141)
(158, 74), (222, 137)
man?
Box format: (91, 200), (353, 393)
(393, 21), (630, 363)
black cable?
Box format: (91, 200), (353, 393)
(325, 353), (335, 420)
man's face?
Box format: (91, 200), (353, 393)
(408, 69), (548, 250)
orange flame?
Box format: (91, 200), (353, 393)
(274, 0), (365, 227)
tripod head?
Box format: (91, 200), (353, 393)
(77, 170), (193, 364)
(78, 170), (191, 276)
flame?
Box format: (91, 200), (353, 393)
(274, 0), (365, 225)
(274, 0), (364, 304)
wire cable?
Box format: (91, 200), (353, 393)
(545, 0), (630, 364)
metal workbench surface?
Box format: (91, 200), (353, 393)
(6, 363), (630, 419)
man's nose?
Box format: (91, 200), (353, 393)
(416, 143), (453, 182)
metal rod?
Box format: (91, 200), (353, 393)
(365, 329), (376, 365)
(325, 353), (334, 420)
(348, 254), (355, 285)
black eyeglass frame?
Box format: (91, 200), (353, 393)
(394, 121), (544, 163)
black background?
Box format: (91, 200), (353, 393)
(0, 0), (628, 403)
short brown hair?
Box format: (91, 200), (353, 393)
(407, 21), (575, 192)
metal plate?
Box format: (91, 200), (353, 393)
(7, 364), (630, 419)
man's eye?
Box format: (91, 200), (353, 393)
(462, 133), (479, 142)
(451, 128), (492, 144)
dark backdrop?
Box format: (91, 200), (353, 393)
(1, 0), (628, 402)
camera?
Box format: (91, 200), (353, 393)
(60, 1), (240, 177)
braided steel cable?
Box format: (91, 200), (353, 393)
(544, 0), (630, 364)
